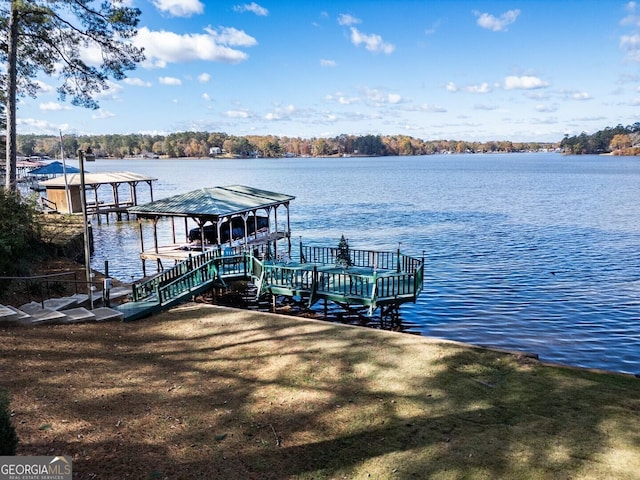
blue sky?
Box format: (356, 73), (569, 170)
(15, 0), (640, 142)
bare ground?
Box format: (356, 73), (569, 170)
(1, 303), (639, 480)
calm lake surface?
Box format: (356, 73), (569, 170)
(76, 153), (640, 375)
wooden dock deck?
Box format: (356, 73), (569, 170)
(117, 244), (424, 322)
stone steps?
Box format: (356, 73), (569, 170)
(0, 295), (126, 326)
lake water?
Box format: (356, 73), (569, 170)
(74, 153), (640, 375)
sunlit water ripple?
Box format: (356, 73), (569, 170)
(78, 154), (640, 375)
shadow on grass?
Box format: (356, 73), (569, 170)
(1, 305), (639, 479)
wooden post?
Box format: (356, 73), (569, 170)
(274, 206), (279, 255)
(77, 149), (93, 309)
(138, 217), (146, 277)
(286, 202), (292, 254)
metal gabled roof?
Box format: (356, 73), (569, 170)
(128, 185), (295, 219)
(28, 161), (81, 176)
(41, 171), (156, 187)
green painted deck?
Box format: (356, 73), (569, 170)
(116, 245), (424, 322)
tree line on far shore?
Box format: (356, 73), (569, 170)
(560, 123), (640, 155)
(15, 132), (555, 160)
(10, 123), (640, 162)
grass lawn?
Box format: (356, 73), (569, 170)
(1, 303), (639, 479)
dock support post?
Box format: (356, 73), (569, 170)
(77, 149), (93, 309)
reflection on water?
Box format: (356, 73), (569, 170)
(81, 154), (640, 375)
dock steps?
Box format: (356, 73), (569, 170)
(0, 297), (125, 326)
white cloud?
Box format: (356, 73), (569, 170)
(422, 103), (446, 113)
(503, 75), (549, 90)
(621, 33), (640, 49)
(233, 2), (268, 16)
(153, 0), (204, 17)
(225, 110), (250, 118)
(134, 27), (256, 68)
(621, 1), (640, 26)
(338, 13), (361, 26)
(324, 92), (359, 104)
(525, 91), (550, 100)
(34, 80), (55, 93)
(204, 26), (257, 47)
(265, 104), (296, 121)
(445, 82), (458, 92)
(445, 82), (491, 93)
(202, 93), (211, 101)
(159, 76), (182, 85)
(198, 73), (211, 83)
(338, 96), (358, 105)
(349, 27), (395, 54)
(387, 93), (402, 104)
(92, 110), (116, 120)
(91, 81), (123, 100)
(411, 103), (446, 113)
(473, 104), (499, 111)
(618, 4), (640, 61)
(463, 83), (491, 93)
(39, 102), (70, 111)
(363, 87), (403, 105)
(320, 59), (337, 67)
(536, 104), (557, 112)
(572, 92), (592, 100)
(123, 77), (152, 87)
(17, 118), (69, 134)
(475, 9), (521, 32)
(620, 33), (640, 61)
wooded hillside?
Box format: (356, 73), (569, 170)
(15, 132), (554, 159)
(560, 123), (640, 155)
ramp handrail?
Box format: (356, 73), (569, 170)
(300, 245), (423, 273)
(132, 249), (219, 301)
(157, 259), (219, 305)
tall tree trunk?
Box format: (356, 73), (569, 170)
(5, 1), (19, 191)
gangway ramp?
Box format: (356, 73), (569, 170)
(116, 251), (249, 321)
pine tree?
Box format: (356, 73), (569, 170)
(335, 235), (352, 269)
(1, 0), (145, 190)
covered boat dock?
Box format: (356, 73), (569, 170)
(116, 184), (423, 324)
(127, 185), (296, 276)
(41, 171), (157, 220)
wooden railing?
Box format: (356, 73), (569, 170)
(133, 249), (251, 305)
(314, 270), (374, 298)
(0, 271), (82, 307)
(251, 247), (425, 311)
(300, 245), (423, 274)
(132, 249), (220, 301)
(260, 264), (315, 291)
(129, 244), (424, 317)
(157, 260), (219, 305)
(39, 197), (57, 212)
